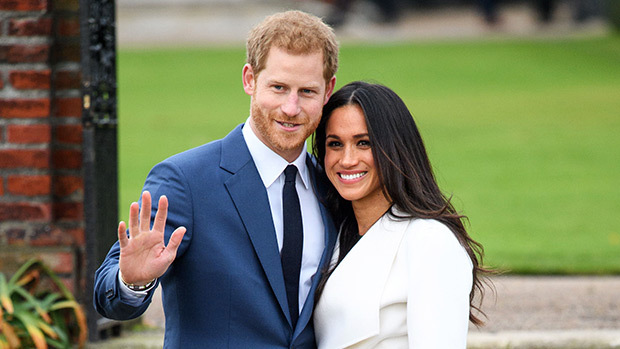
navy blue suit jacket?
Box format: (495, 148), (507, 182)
(94, 124), (338, 348)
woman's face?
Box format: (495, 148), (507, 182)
(324, 105), (385, 207)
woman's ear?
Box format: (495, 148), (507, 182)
(242, 64), (255, 96)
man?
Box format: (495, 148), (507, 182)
(94, 10), (339, 348)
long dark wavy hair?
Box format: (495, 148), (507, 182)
(312, 81), (490, 326)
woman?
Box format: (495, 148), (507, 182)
(312, 81), (488, 348)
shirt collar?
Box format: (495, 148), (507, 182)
(242, 118), (311, 190)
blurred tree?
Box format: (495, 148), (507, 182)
(607, 0), (620, 30)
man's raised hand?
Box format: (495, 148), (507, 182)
(118, 191), (186, 286)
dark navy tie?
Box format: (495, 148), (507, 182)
(281, 165), (303, 328)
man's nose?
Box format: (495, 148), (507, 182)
(281, 93), (301, 116)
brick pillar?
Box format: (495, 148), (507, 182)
(0, 0), (84, 295)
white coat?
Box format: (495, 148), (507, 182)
(314, 213), (473, 348)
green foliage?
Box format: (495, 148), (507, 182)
(0, 259), (87, 349)
(117, 35), (620, 274)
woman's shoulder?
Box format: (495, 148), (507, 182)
(381, 210), (456, 245)
(404, 219), (470, 262)
(406, 218), (454, 239)
(399, 218), (474, 280)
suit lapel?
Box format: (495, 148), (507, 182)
(221, 125), (289, 322)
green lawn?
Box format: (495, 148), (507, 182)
(118, 35), (620, 274)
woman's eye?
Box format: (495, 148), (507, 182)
(326, 141), (341, 148)
(358, 140), (371, 147)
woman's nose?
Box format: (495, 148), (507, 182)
(340, 147), (358, 167)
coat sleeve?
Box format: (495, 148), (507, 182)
(405, 220), (473, 348)
(93, 158), (194, 320)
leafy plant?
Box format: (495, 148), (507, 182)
(0, 259), (87, 349)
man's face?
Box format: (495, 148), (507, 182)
(243, 46), (336, 162)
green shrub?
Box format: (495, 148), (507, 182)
(0, 259), (86, 349)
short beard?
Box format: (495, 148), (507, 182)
(250, 102), (310, 153)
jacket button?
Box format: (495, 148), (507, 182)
(105, 289), (114, 299)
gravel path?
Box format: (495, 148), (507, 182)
(467, 276), (620, 348)
(472, 276), (620, 332)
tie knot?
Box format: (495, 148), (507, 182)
(284, 165), (297, 183)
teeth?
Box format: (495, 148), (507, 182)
(281, 122), (296, 128)
(340, 172), (366, 180)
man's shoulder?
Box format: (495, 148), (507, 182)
(162, 139), (223, 168)
(162, 124), (245, 167)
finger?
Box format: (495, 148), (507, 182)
(118, 221), (128, 248)
(140, 191), (152, 232)
(128, 202), (140, 239)
(152, 195), (168, 234)
(165, 226), (187, 259)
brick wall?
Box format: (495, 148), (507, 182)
(0, 0), (83, 294)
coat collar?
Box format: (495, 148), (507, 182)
(220, 124), (251, 174)
(314, 211), (411, 348)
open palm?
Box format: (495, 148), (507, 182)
(118, 191), (186, 286)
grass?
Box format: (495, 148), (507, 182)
(117, 35), (620, 274)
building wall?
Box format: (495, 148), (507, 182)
(0, 0), (84, 295)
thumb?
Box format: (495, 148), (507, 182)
(165, 226), (187, 258)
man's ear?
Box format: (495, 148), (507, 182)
(323, 76), (337, 105)
(242, 64), (256, 96)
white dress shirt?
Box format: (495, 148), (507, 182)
(120, 120), (325, 314)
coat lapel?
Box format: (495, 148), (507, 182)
(221, 125), (289, 322)
(314, 212), (411, 348)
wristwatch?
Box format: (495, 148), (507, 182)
(120, 272), (156, 291)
